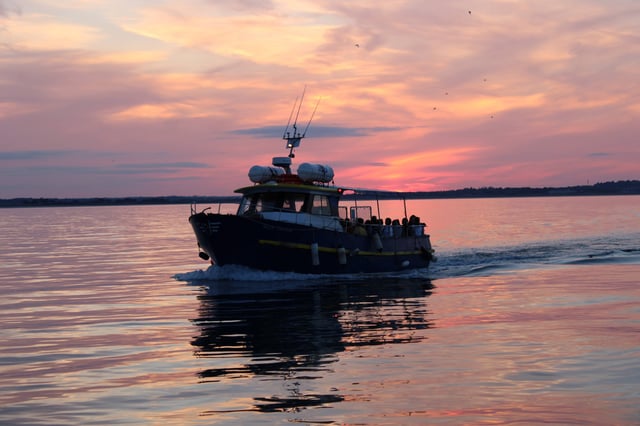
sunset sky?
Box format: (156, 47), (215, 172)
(1, 0), (639, 198)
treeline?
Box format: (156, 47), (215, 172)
(1, 180), (639, 207)
(0, 195), (241, 208)
(398, 179), (640, 200)
(341, 179), (640, 200)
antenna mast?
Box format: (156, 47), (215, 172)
(302, 97), (321, 137)
(282, 86), (319, 158)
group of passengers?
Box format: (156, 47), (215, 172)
(343, 215), (426, 237)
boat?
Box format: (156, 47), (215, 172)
(188, 98), (435, 274)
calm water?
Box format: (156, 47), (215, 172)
(1, 196), (639, 425)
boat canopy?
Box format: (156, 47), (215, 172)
(235, 182), (341, 196)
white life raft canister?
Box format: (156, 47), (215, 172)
(248, 165), (284, 183)
(298, 163), (334, 183)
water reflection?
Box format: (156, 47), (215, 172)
(191, 278), (434, 414)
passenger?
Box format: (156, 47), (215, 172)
(352, 217), (368, 236)
(413, 215), (424, 236)
(407, 215), (417, 236)
(382, 217), (393, 237)
(364, 219), (373, 235)
(369, 216), (383, 235)
(392, 219), (402, 237)
(402, 217), (409, 236)
(368, 216), (377, 235)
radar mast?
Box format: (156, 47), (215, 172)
(281, 87), (321, 158)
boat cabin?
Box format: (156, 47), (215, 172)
(237, 185), (340, 217)
(235, 182), (345, 232)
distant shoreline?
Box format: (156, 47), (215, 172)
(1, 180), (638, 208)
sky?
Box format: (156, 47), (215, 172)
(1, 0), (639, 198)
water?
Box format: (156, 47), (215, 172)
(1, 196), (639, 424)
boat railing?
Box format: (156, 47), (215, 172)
(363, 223), (425, 238)
(240, 204), (427, 237)
(191, 202), (226, 216)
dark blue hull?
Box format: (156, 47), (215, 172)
(189, 212), (433, 274)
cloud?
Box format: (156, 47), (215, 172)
(120, 4), (330, 69)
(1, 1), (639, 197)
(204, 0), (275, 13)
(108, 103), (208, 121)
(233, 125), (403, 138)
(0, 150), (209, 172)
(0, 0), (21, 18)
(0, 150), (75, 160)
(115, 161), (210, 170)
(118, 161), (209, 168)
(3, 13), (101, 50)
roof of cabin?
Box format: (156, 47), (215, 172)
(234, 182), (343, 196)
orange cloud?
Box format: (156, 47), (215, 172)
(5, 13), (101, 50)
(447, 93), (546, 120)
(108, 102), (213, 121)
(389, 147), (483, 169)
(337, 146), (484, 192)
(79, 51), (168, 65)
(121, 6), (333, 69)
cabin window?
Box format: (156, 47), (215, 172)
(286, 193), (307, 212)
(350, 205), (372, 221)
(310, 195), (338, 216)
(338, 206), (348, 220)
(238, 192), (308, 215)
(237, 195), (257, 215)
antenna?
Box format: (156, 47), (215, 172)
(293, 85), (306, 133)
(282, 96), (298, 139)
(302, 96), (321, 137)
(282, 86), (319, 158)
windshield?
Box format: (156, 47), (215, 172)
(238, 192), (338, 216)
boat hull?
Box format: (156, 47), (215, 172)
(189, 212), (433, 274)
